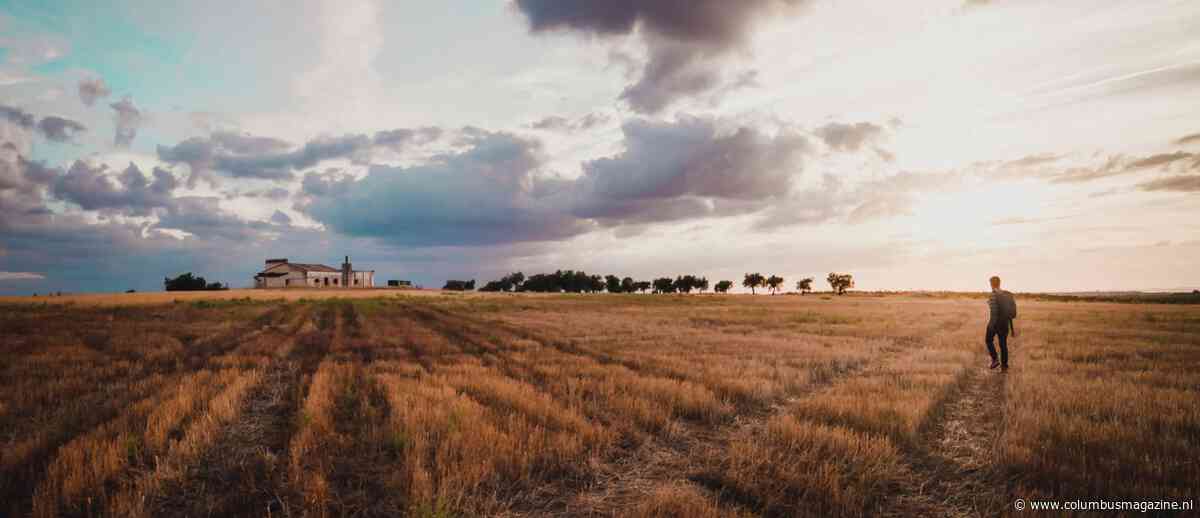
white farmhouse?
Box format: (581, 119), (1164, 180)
(254, 256), (375, 289)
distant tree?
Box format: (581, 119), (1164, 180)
(621, 277), (636, 293)
(766, 275), (785, 295)
(743, 273), (765, 295)
(634, 281), (652, 293)
(206, 282), (228, 291)
(674, 275), (697, 294)
(519, 273), (561, 292)
(442, 279), (475, 291)
(696, 277), (710, 293)
(605, 275), (623, 293)
(827, 273), (854, 295)
(165, 272), (211, 291)
(796, 277), (814, 295)
(479, 280), (505, 292)
(714, 280), (734, 293)
(652, 277), (676, 294)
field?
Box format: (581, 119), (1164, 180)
(1, 291), (1197, 517)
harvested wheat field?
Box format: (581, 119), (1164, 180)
(1, 293), (1196, 517)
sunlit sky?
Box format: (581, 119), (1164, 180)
(1, 0), (1198, 294)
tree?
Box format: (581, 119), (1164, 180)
(743, 273), (765, 295)
(442, 279), (475, 291)
(714, 280), (734, 293)
(605, 275), (623, 293)
(766, 275), (785, 295)
(621, 277), (636, 293)
(165, 272), (215, 291)
(675, 275), (700, 294)
(696, 277), (709, 293)
(652, 277), (676, 294)
(826, 273), (854, 295)
(796, 277), (814, 295)
(633, 281), (652, 293)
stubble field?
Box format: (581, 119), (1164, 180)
(1, 291), (1196, 517)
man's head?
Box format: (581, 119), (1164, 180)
(990, 276), (1001, 290)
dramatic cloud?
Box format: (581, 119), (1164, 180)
(52, 161), (179, 216)
(304, 116), (825, 246)
(306, 130), (592, 246)
(515, 0), (802, 113)
(37, 116), (87, 142)
(109, 97), (143, 148)
(814, 121), (886, 152)
(1137, 175), (1200, 192)
(77, 77), (112, 106)
(572, 116), (809, 224)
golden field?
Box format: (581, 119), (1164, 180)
(0, 292), (1196, 517)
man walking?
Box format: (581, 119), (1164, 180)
(986, 275), (1017, 371)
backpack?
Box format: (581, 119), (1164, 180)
(998, 290), (1017, 320)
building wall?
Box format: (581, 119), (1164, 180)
(306, 271), (341, 288)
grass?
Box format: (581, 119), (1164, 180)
(0, 293), (1196, 517)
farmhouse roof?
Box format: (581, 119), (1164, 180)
(256, 261), (341, 275)
(290, 263), (340, 273)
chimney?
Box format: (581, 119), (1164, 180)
(342, 255), (351, 287)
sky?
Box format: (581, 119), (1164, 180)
(1, 0), (1198, 295)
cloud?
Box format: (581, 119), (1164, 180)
(1174, 133), (1200, 147)
(572, 116), (809, 224)
(0, 104), (37, 129)
(78, 77), (112, 106)
(156, 196), (281, 241)
(1, 104), (88, 143)
(514, 0), (802, 113)
(529, 112), (612, 133)
(109, 97), (144, 148)
(0, 146), (58, 229)
(0, 271), (44, 281)
(159, 128), (439, 187)
(300, 168), (356, 197)
(1137, 175), (1200, 192)
(306, 130), (593, 246)
(1049, 152), (1196, 183)
(51, 161), (179, 216)
(37, 116), (87, 142)
(814, 121), (886, 152)
(373, 127), (443, 151)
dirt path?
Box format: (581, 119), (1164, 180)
(887, 367), (1010, 517)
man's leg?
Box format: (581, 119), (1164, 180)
(985, 325), (999, 368)
(998, 320), (1010, 369)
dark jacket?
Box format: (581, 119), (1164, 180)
(988, 289), (1017, 328)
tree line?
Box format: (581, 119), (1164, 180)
(444, 271), (856, 295)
